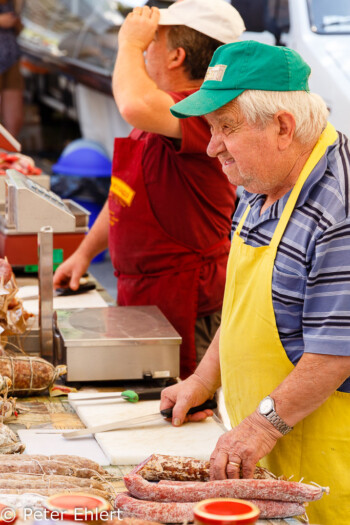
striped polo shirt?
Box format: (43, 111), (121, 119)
(231, 131), (350, 393)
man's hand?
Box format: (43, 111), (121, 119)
(160, 374), (216, 427)
(118, 6), (160, 52)
(53, 251), (90, 291)
(210, 411), (282, 480)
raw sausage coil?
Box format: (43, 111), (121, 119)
(114, 492), (305, 522)
(124, 472), (326, 503)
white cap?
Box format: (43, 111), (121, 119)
(158, 0), (245, 44)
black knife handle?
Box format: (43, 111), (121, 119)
(160, 398), (217, 419)
(56, 282), (96, 296)
(136, 387), (164, 400)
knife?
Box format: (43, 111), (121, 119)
(68, 387), (164, 403)
(63, 398), (217, 439)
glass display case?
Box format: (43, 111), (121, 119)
(18, 0), (127, 93)
(18, 0), (174, 156)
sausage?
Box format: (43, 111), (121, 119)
(0, 487), (111, 500)
(0, 454), (107, 476)
(114, 492), (305, 522)
(136, 454), (209, 481)
(124, 472), (326, 503)
(0, 259), (12, 286)
(115, 492), (194, 523)
(0, 457), (103, 478)
(0, 473), (111, 491)
(0, 478), (110, 493)
(135, 454), (276, 481)
(118, 519), (162, 525)
(0, 423), (25, 454)
(242, 499), (305, 519)
(0, 356), (66, 396)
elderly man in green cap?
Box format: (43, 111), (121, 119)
(160, 41), (350, 524)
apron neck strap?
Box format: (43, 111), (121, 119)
(236, 205), (251, 236)
(270, 122), (338, 250)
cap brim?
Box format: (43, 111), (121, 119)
(158, 9), (181, 26)
(170, 88), (244, 118)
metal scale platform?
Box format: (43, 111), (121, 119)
(54, 306), (181, 382)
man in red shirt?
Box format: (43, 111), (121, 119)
(53, 0), (245, 377)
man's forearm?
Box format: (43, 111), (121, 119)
(270, 353), (350, 427)
(194, 328), (222, 395)
(113, 41), (157, 114)
(78, 200), (109, 260)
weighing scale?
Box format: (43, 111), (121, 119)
(3, 170), (181, 382)
(0, 169), (89, 268)
(53, 306), (181, 382)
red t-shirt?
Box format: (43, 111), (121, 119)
(130, 90), (236, 250)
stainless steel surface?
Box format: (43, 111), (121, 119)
(67, 392), (124, 401)
(64, 412), (164, 439)
(56, 305), (181, 381)
(38, 226), (54, 361)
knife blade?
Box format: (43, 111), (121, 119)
(63, 398), (217, 439)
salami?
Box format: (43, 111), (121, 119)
(0, 473), (111, 491)
(124, 472), (326, 504)
(115, 492), (305, 522)
(0, 454), (107, 476)
(0, 455), (107, 478)
(238, 499), (305, 519)
(115, 492), (194, 523)
(136, 454), (276, 482)
(136, 454), (209, 481)
(0, 424), (25, 454)
(0, 356), (66, 396)
(119, 519), (162, 525)
(0, 260), (12, 286)
(0, 487), (111, 499)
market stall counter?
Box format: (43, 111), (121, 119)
(0, 260), (310, 523)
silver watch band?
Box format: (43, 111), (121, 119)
(264, 411), (293, 435)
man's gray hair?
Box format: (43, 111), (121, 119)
(236, 90), (329, 144)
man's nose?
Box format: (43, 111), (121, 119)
(207, 134), (223, 158)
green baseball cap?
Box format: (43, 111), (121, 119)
(170, 40), (311, 118)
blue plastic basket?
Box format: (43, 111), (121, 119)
(52, 139), (112, 177)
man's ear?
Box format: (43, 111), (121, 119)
(274, 111), (296, 150)
(168, 46), (186, 70)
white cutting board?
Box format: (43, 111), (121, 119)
(69, 399), (225, 465)
(17, 285), (108, 315)
(17, 429), (109, 466)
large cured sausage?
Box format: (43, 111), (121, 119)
(136, 454), (210, 481)
(114, 492), (305, 522)
(135, 454), (276, 482)
(0, 454), (107, 475)
(0, 454), (107, 478)
(0, 356), (66, 396)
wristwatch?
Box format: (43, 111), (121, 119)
(258, 396), (293, 435)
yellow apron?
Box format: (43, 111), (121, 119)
(220, 123), (350, 524)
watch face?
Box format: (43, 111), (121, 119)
(259, 397), (274, 415)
